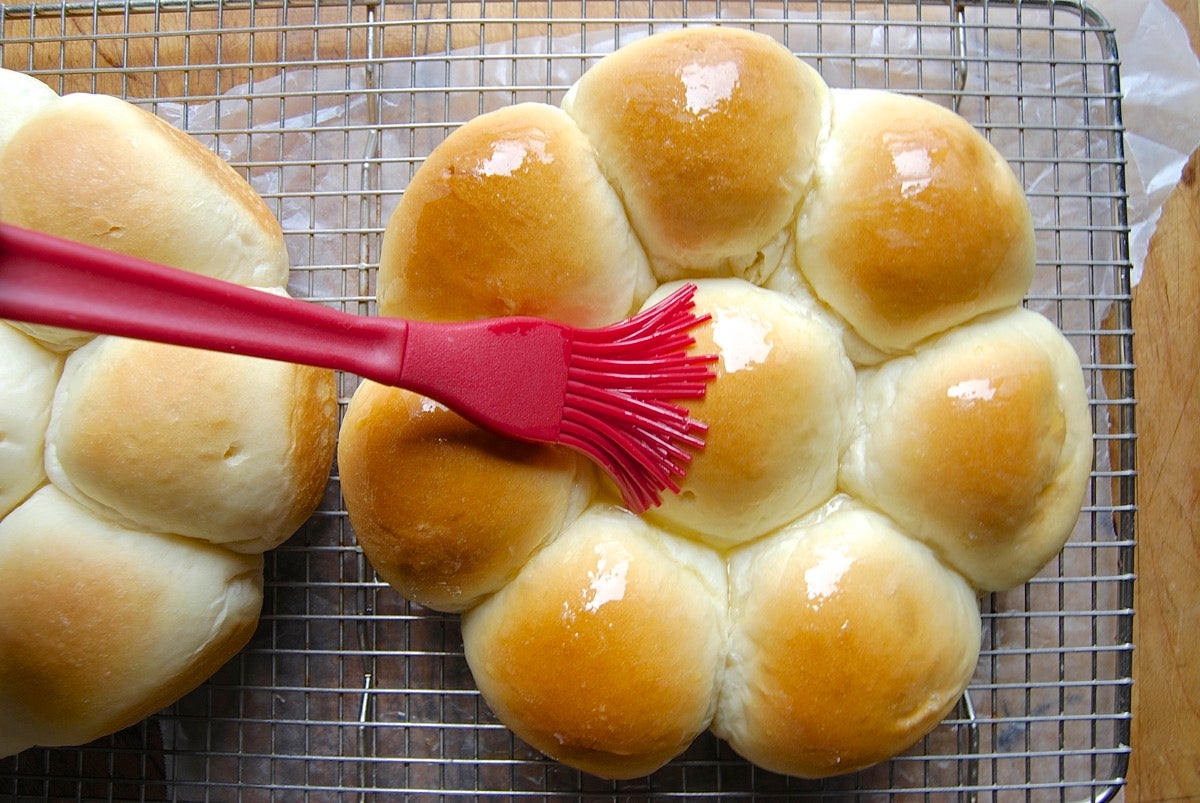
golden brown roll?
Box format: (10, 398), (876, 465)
(0, 485), (264, 758)
(714, 498), (981, 779)
(377, 102), (655, 327)
(840, 308), (1093, 591)
(0, 324), (61, 518)
(45, 333), (337, 553)
(562, 26), (830, 282)
(0, 92), (289, 291)
(641, 279), (855, 549)
(337, 27), (1088, 784)
(338, 380), (591, 612)
(462, 505), (727, 779)
(793, 88), (1035, 357)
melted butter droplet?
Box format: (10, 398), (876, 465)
(419, 397), (449, 415)
(582, 544), (630, 613)
(679, 60), (739, 118)
(803, 545), (854, 606)
(946, 378), (998, 404)
(887, 137), (934, 199)
(476, 136), (554, 177)
(711, 305), (774, 374)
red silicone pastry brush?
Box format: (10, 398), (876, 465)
(0, 222), (714, 512)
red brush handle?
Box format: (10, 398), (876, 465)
(0, 222), (411, 385)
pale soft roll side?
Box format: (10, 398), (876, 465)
(337, 381), (591, 613)
(714, 498), (981, 779)
(0, 324), (61, 518)
(839, 307), (1093, 591)
(562, 26), (831, 282)
(0, 68), (58, 150)
(462, 505), (727, 780)
(45, 334), (338, 553)
(0, 485), (264, 758)
(0, 92), (290, 296)
(642, 278), (856, 549)
(377, 102), (655, 327)
(0, 78), (339, 759)
(793, 88), (1036, 358)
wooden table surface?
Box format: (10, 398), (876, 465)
(4, 3), (1198, 800)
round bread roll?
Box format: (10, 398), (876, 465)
(642, 279), (855, 549)
(793, 88), (1035, 356)
(562, 26), (830, 282)
(0, 92), (289, 294)
(343, 26), (1090, 783)
(0, 485), (264, 758)
(840, 308), (1093, 591)
(1, 78), (339, 759)
(0, 324), (61, 518)
(377, 102), (654, 327)
(462, 505), (727, 779)
(338, 381), (591, 612)
(0, 68), (58, 149)
(714, 498), (981, 779)
(45, 334), (337, 553)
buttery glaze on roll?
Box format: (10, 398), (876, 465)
(715, 498), (981, 779)
(462, 505), (727, 780)
(840, 308), (1093, 591)
(336, 25), (1091, 785)
(377, 102), (655, 327)
(793, 88), (1035, 358)
(337, 381), (591, 612)
(563, 25), (830, 282)
(641, 278), (855, 549)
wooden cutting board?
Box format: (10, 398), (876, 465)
(1127, 153), (1200, 802)
(1127, 4), (1200, 801)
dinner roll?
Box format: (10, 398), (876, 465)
(338, 381), (591, 612)
(0, 92), (289, 293)
(642, 279), (855, 549)
(1, 76), (339, 758)
(0, 68), (58, 149)
(562, 26), (830, 282)
(336, 26), (1090, 783)
(840, 308), (1092, 591)
(0, 485), (263, 758)
(0, 324), (61, 518)
(45, 334), (337, 553)
(377, 102), (654, 327)
(793, 89), (1035, 356)
(714, 498), (980, 779)
(462, 505), (727, 779)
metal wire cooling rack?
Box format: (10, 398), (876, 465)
(0, 0), (1136, 799)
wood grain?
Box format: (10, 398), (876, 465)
(1164, 0), (1200, 57)
(1125, 2), (1200, 800)
(1126, 147), (1200, 803)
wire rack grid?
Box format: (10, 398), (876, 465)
(0, 0), (1136, 799)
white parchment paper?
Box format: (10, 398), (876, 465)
(1093, 0), (1200, 284)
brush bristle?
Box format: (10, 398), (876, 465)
(560, 284), (716, 513)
